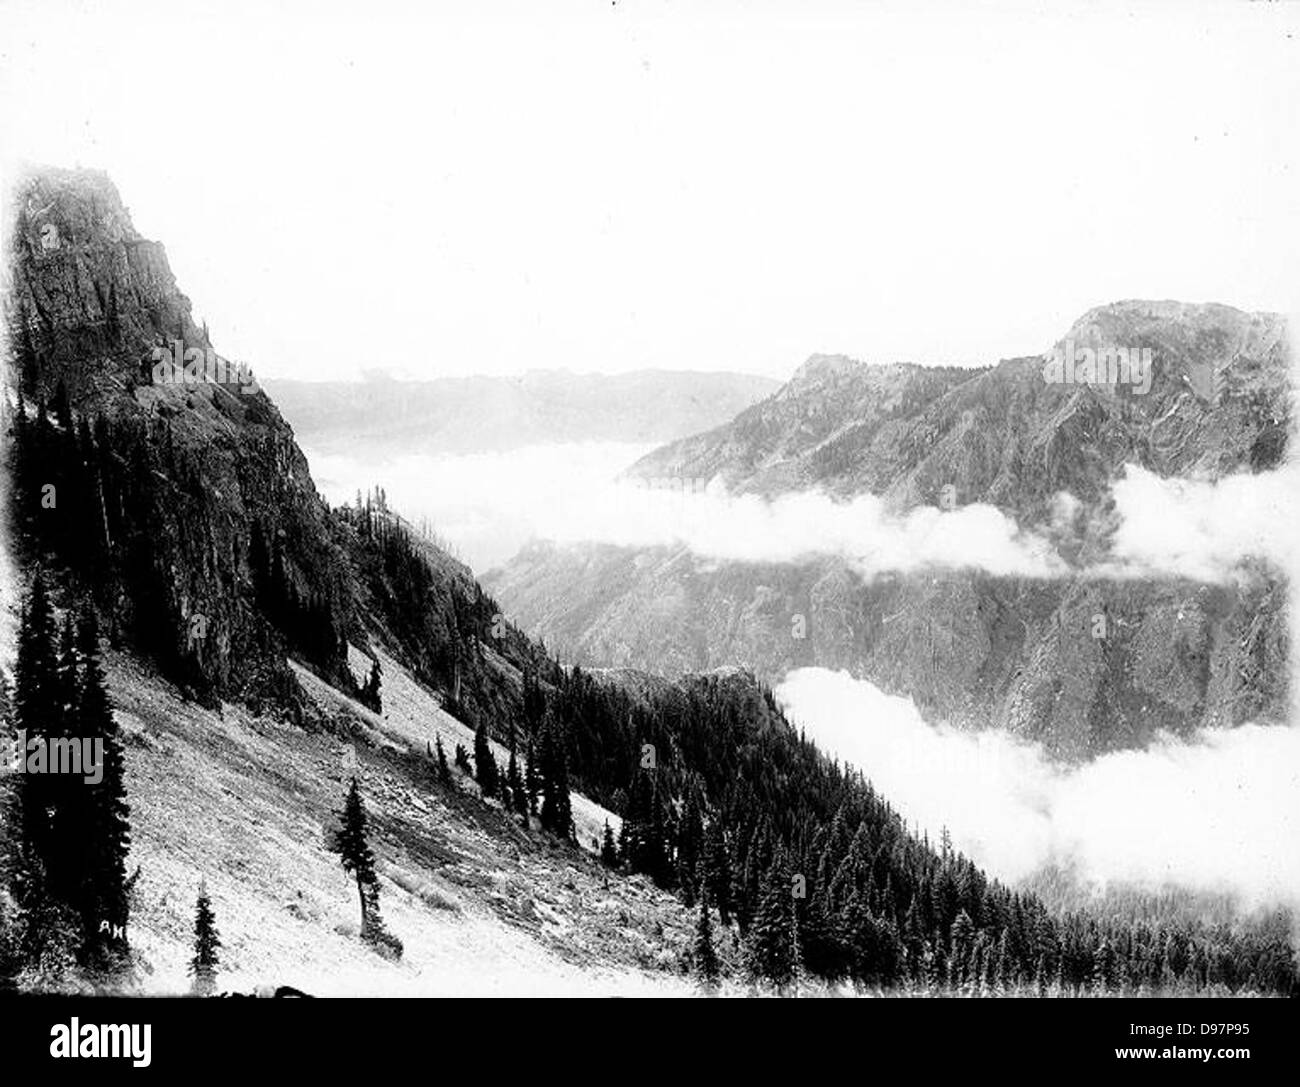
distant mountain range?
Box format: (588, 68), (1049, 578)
(486, 302), (1291, 758)
(624, 302), (1288, 511)
(264, 370), (778, 457)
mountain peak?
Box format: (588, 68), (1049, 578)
(785, 353), (876, 389)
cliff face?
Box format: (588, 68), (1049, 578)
(488, 304), (1293, 759)
(4, 168), (356, 705)
(2, 168), (563, 730)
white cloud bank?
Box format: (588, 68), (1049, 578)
(305, 442), (657, 572)
(776, 667), (1300, 910)
(534, 482), (1066, 578)
(1106, 463), (1299, 581)
(307, 440), (1296, 586)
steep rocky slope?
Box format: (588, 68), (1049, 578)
(111, 643), (700, 995)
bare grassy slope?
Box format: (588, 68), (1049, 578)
(113, 645), (694, 996)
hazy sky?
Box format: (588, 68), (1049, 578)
(2, 0), (1298, 382)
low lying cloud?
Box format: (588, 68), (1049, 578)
(307, 440), (1295, 588)
(529, 460), (1295, 583)
(535, 483), (1066, 578)
(1105, 462), (1298, 581)
(304, 442), (657, 572)
(776, 667), (1300, 909)
(306, 443), (1065, 577)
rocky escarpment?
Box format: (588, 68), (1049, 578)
(2, 168), (578, 736)
(5, 168), (354, 706)
(488, 303), (1292, 759)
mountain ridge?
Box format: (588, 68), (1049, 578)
(488, 304), (1291, 757)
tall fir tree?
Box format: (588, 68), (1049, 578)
(524, 737), (540, 816)
(538, 718), (572, 838)
(508, 740), (528, 821)
(694, 882), (721, 992)
(600, 820), (619, 867)
(703, 818), (732, 928)
(473, 721), (498, 798)
(12, 573), (71, 968)
(435, 734), (451, 784)
(330, 777), (382, 941)
(746, 850), (798, 992)
(188, 881), (221, 995)
(361, 660), (382, 714)
(14, 573), (60, 869)
(75, 606), (131, 971)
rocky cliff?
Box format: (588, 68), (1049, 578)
(2, 168), (545, 725)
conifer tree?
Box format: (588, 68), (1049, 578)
(43, 614), (81, 909)
(996, 928), (1015, 992)
(188, 881), (221, 995)
(703, 818), (732, 927)
(506, 741), (526, 817)
(1093, 938), (1115, 994)
(675, 791), (702, 907)
(52, 379), (73, 433)
(12, 573), (67, 967)
(473, 721), (498, 797)
(694, 884), (720, 992)
(435, 734), (451, 784)
(948, 909), (975, 990)
(361, 660), (382, 714)
(746, 851), (797, 991)
(330, 777), (380, 936)
(600, 820), (619, 868)
(508, 743), (529, 821)
(800, 883), (842, 982)
(75, 607), (131, 970)
(522, 669), (546, 735)
(538, 719), (572, 838)
(524, 738), (540, 816)
(15, 574), (60, 855)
